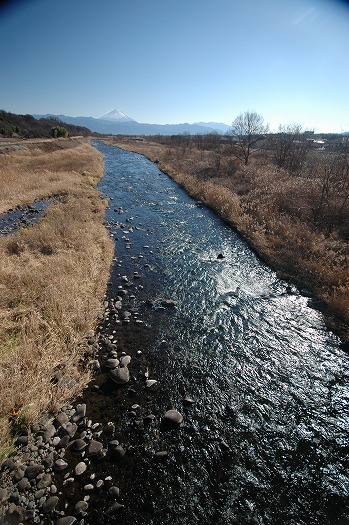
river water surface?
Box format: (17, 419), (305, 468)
(88, 141), (349, 525)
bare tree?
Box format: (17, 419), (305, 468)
(231, 110), (268, 164)
(272, 124), (303, 168)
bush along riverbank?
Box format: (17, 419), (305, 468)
(0, 138), (114, 462)
(107, 136), (349, 340)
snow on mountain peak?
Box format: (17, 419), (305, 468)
(99, 109), (134, 122)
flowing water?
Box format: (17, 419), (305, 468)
(87, 141), (349, 525)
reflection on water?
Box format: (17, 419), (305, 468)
(91, 141), (349, 524)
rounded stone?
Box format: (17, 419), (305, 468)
(74, 462), (87, 476)
(41, 495), (59, 514)
(145, 379), (158, 388)
(37, 473), (52, 489)
(162, 409), (183, 429)
(54, 459), (68, 471)
(119, 355), (131, 366)
(108, 486), (120, 498)
(87, 439), (103, 456)
(55, 517), (77, 525)
(105, 358), (120, 369)
(72, 439), (87, 451)
(109, 367), (130, 384)
(75, 500), (88, 514)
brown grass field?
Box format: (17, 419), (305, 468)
(107, 136), (349, 339)
(0, 138), (114, 459)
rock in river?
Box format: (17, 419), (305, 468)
(109, 367), (130, 384)
(162, 409), (184, 429)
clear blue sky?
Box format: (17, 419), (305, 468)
(1, 0), (348, 132)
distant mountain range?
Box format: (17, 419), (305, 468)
(33, 109), (231, 136)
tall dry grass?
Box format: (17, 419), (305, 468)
(0, 139), (114, 459)
(108, 137), (349, 337)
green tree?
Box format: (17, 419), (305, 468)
(50, 126), (68, 138)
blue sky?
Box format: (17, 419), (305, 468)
(1, 0), (348, 132)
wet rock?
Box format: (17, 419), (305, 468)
(55, 412), (69, 427)
(0, 488), (8, 504)
(6, 503), (23, 520)
(103, 422), (115, 435)
(72, 438), (87, 452)
(183, 396), (195, 406)
(15, 435), (28, 446)
(58, 435), (70, 449)
(145, 379), (158, 388)
(119, 355), (131, 366)
(74, 462), (87, 476)
(41, 495), (59, 514)
(88, 440), (103, 456)
(75, 500), (88, 514)
(162, 409), (183, 429)
(105, 358), (120, 369)
(54, 459), (68, 471)
(43, 423), (56, 441)
(37, 473), (52, 489)
(109, 367), (130, 384)
(13, 468), (25, 482)
(55, 517), (77, 525)
(161, 299), (178, 307)
(1, 458), (15, 471)
(72, 403), (86, 422)
(25, 464), (44, 479)
(106, 501), (125, 515)
(112, 445), (126, 459)
(84, 484), (94, 493)
(154, 451), (169, 462)
(108, 486), (120, 498)
(17, 477), (30, 492)
(62, 422), (78, 438)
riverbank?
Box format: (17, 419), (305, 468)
(0, 138), (114, 460)
(106, 137), (349, 340)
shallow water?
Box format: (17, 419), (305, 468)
(87, 141), (349, 524)
(0, 197), (60, 236)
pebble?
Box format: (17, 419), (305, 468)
(0, 488), (8, 504)
(41, 495), (59, 513)
(108, 486), (120, 498)
(55, 517), (77, 525)
(87, 440), (103, 457)
(162, 409), (184, 429)
(105, 358), (120, 369)
(37, 473), (52, 489)
(109, 367), (130, 384)
(72, 439), (87, 452)
(54, 459), (68, 471)
(74, 462), (87, 476)
(145, 379), (158, 388)
(75, 500), (89, 514)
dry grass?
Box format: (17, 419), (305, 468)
(107, 137), (349, 337)
(0, 139), (114, 459)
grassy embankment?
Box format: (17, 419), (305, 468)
(107, 137), (349, 339)
(0, 138), (114, 459)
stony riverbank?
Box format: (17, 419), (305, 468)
(0, 277), (186, 525)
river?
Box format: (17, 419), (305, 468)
(83, 141), (349, 525)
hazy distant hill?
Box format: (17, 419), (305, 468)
(0, 109), (90, 138)
(33, 111), (230, 136)
(194, 121), (230, 133)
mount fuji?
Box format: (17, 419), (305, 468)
(99, 109), (135, 123)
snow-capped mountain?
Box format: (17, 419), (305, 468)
(99, 109), (135, 122)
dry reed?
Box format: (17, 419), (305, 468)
(0, 139), (114, 459)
